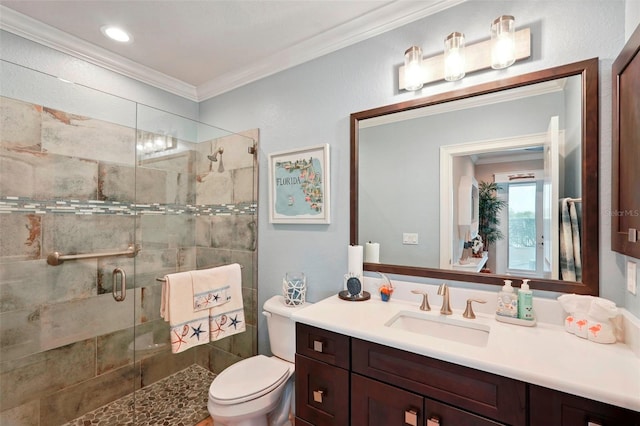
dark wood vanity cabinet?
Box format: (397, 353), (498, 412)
(529, 385), (640, 426)
(295, 323), (350, 426)
(295, 323), (638, 426)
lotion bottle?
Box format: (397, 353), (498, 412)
(496, 279), (518, 317)
(517, 279), (534, 320)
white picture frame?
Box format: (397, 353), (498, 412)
(268, 144), (330, 224)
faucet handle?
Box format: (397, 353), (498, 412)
(463, 298), (487, 319)
(411, 290), (431, 311)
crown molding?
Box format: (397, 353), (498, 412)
(197, 0), (466, 100)
(1, 1), (464, 102)
(0, 5), (198, 100)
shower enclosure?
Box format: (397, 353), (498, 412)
(0, 60), (258, 425)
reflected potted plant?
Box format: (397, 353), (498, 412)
(478, 181), (506, 267)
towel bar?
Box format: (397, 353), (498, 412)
(155, 265), (244, 282)
(47, 244), (139, 266)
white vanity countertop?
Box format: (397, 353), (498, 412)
(291, 293), (640, 411)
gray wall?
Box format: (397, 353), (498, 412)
(198, 0), (638, 353)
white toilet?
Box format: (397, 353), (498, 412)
(207, 295), (309, 426)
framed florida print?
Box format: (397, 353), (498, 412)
(268, 144), (330, 224)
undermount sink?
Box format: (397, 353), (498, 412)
(385, 311), (490, 347)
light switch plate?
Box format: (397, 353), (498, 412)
(403, 233), (419, 245)
(628, 261), (637, 295)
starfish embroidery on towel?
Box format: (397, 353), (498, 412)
(213, 293), (220, 302)
(172, 325), (189, 351)
(191, 324), (204, 340)
(211, 319), (225, 339)
(228, 315), (242, 329)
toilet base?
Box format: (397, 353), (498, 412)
(214, 416), (268, 426)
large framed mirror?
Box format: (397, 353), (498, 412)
(350, 58), (599, 295)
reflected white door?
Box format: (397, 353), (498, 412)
(543, 116), (560, 279)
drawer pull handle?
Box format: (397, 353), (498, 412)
(427, 415), (441, 426)
(313, 340), (323, 353)
(587, 422), (603, 426)
(404, 408), (419, 426)
(313, 389), (325, 403)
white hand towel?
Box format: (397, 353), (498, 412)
(191, 267), (231, 312)
(209, 263), (245, 342)
(161, 271), (210, 354)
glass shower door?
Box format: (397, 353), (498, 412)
(0, 60), (140, 425)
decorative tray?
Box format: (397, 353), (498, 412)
(338, 290), (371, 302)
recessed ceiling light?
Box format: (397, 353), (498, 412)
(100, 25), (133, 43)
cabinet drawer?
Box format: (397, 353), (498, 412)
(529, 384), (640, 426)
(295, 354), (349, 426)
(426, 397), (505, 426)
(352, 373), (424, 426)
(296, 322), (350, 369)
(352, 338), (526, 426)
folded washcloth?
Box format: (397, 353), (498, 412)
(191, 267), (231, 312)
(209, 263), (245, 342)
(161, 271), (210, 354)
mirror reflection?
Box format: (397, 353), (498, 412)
(351, 59), (599, 295)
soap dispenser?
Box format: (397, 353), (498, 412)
(496, 279), (518, 318)
(517, 279), (534, 320)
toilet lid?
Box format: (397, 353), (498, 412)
(209, 355), (291, 405)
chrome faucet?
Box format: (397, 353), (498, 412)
(437, 283), (452, 315)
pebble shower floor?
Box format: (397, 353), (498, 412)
(62, 364), (215, 426)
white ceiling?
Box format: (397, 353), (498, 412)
(0, 0), (463, 101)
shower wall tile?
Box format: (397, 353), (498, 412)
(0, 309), (41, 362)
(0, 339), (95, 412)
(98, 163), (135, 203)
(41, 107), (136, 166)
(139, 347), (195, 387)
(0, 97), (42, 151)
(243, 287), (257, 326)
(195, 247), (233, 270)
(212, 130), (258, 171)
(41, 214), (135, 256)
(138, 145), (196, 174)
(208, 345), (242, 375)
(139, 283), (163, 324)
(178, 247), (197, 271)
(229, 324), (255, 359)
(196, 170), (233, 205)
(210, 215), (257, 251)
(39, 290), (142, 354)
(195, 216), (212, 247)
(97, 256), (135, 295)
(233, 167), (256, 204)
(42, 362), (142, 426)
(0, 399), (39, 426)
(0, 148), (98, 200)
(0, 213), (41, 261)
(137, 214), (195, 249)
(0, 259), (97, 312)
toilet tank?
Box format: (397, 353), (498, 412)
(263, 295), (310, 362)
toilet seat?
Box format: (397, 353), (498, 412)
(209, 355), (292, 405)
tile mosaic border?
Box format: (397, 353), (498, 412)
(0, 196), (256, 217)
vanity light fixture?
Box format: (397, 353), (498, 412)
(444, 32), (466, 81)
(490, 15), (516, 69)
(100, 25), (133, 43)
(399, 16), (530, 91)
(404, 46), (424, 91)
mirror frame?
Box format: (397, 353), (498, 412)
(350, 58), (599, 295)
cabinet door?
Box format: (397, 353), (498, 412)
(295, 354), (349, 426)
(612, 23), (640, 258)
(530, 384), (640, 426)
(351, 373), (424, 426)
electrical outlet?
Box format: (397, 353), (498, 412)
(628, 261), (637, 295)
(403, 233), (419, 245)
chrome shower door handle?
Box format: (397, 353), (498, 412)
(112, 268), (126, 302)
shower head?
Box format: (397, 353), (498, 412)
(207, 147), (223, 162)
